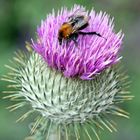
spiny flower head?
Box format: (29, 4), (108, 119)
(32, 5), (124, 80)
(2, 5), (132, 140)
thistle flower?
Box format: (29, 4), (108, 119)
(3, 5), (132, 140)
(32, 5), (123, 80)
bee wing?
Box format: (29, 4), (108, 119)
(68, 8), (86, 19)
(72, 16), (90, 33)
(67, 7), (90, 33)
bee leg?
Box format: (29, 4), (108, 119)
(78, 31), (101, 36)
(78, 31), (106, 40)
(71, 33), (78, 47)
(72, 38), (78, 46)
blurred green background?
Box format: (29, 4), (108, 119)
(0, 0), (140, 140)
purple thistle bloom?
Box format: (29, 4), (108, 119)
(32, 5), (124, 80)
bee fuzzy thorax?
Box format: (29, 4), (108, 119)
(58, 23), (73, 38)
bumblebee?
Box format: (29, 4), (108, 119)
(58, 10), (105, 45)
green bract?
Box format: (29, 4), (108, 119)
(2, 51), (132, 140)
